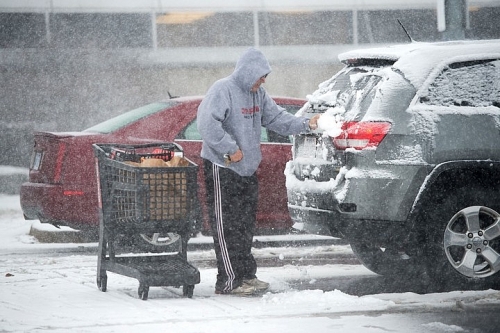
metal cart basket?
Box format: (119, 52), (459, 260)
(93, 142), (200, 300)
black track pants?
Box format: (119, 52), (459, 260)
(203, 159), (258, 293)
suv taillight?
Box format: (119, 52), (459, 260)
(332, 121), (391, 150)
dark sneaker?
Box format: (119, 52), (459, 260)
(215, 282), (257, 296)
(243, 278), (269, 292)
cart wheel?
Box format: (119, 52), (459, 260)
(183, 285), (194, 298)
(138, 284), (149, 300)
(97, 275), (107, 292)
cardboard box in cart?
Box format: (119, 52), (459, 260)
(93, 142), (201, 300)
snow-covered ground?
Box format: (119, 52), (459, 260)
(1, 192), (500, 332)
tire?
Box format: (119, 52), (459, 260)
(97, 275), (107, 292)
(419, 186), (500, 285)
(183, 285), (195, 298)
(349, 241), (417, 276)
(138, 284), (149, 300)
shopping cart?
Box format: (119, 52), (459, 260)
(93, 142), (200, 300)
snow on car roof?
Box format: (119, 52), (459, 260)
(338, 39), (500, 88)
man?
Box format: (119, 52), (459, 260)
(197, 47), (319, 295)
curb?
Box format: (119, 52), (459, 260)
(29, 224), (97, 244)
(28, 222), (347, 250)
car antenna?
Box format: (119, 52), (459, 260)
(167, 91), (179, 99)
(397, 19), (415, 43)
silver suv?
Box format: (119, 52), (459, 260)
(286, 40), (500, 284)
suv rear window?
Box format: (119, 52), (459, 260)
(304, 65), (385, 119)
(84, 102), (177, 133)
(420, 59), (500, 108)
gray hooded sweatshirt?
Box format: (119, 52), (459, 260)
(197, 47), (310, 177)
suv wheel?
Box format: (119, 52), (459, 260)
(421, 187), (500, 285)
(443, 205), (500, 278)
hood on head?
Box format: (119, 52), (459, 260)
(232, 47), (272, 91)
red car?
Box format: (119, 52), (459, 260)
(20, 96), (306, 236)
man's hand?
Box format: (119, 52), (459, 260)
(309, 115), (320, 130)
(230, 149), (243, 163)
(224, 149), (243, 166)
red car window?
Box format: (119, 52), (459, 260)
(84, 102), (178, 134)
